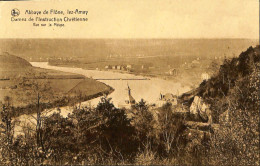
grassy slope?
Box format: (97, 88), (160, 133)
(68, 78), (111, 95)
(0, 53), (113, 109)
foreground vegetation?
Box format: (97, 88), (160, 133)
(0, 97), (204, 165)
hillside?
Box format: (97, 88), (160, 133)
(181, 45), (259, 120)
(0, 52), (32, 70)
(0, 52), (33, 79)
(0, 53), (113, 113)
(197, 45), (259, 121)
(197, 45), (259, 97)
(177, 45), (259, 165)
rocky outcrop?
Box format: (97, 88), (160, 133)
(189, 96), (212, 123)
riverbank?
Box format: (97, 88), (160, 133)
(47, 62), (198, 89)
(11, 85), (114, 118)
(31, 62), (191, 108)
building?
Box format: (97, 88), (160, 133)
(121, 66), (126, 71)
(141, 64), (149, 70)
(192, 60), (200, 64)
(116, 65), (121, 70)
(118, 84), (136, 109)
(168, 68), (178, 76)
(157, 93), (178, 106)
(201, 73), (209, 80)
(126, 84), (135, 105)
(126, 65), (132, 69)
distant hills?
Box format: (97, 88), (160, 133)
(0, 39), (258, 62)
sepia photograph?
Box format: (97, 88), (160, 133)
(0, 0), (259, 165)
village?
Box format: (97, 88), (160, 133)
(93, 55), (223, 83)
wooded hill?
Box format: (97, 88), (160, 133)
(181, 45), (259, 122)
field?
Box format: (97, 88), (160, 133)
(0, 53), (112, 108)
(0, 77), (112, 107)
(33, 67), (86, 79)
(68, 78), (111, 95)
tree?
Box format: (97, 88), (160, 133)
(42, 113), (76, 165)
(158, 102), (186, 155)
(210, 62), (259, 165)
(208, 60), (220, 75)
(132, 99), (157, 156)
(0, 97), (16, 165)
(14, 72), (55, 159)
(94, 97), (137, 163)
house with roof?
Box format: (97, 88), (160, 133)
(157, 93), (178, 107)
(126, 65), (132, 69)
(116, 65), (121, 70)
(105, 65), (111, 69)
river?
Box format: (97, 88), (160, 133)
(14, 62), (190, 135)
(31, 62), (190, 107)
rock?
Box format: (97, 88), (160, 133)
(189, 96), (211, 122)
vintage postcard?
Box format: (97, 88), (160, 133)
(0, 0), (259, 165)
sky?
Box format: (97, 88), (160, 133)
(0, 0), (259, 39)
